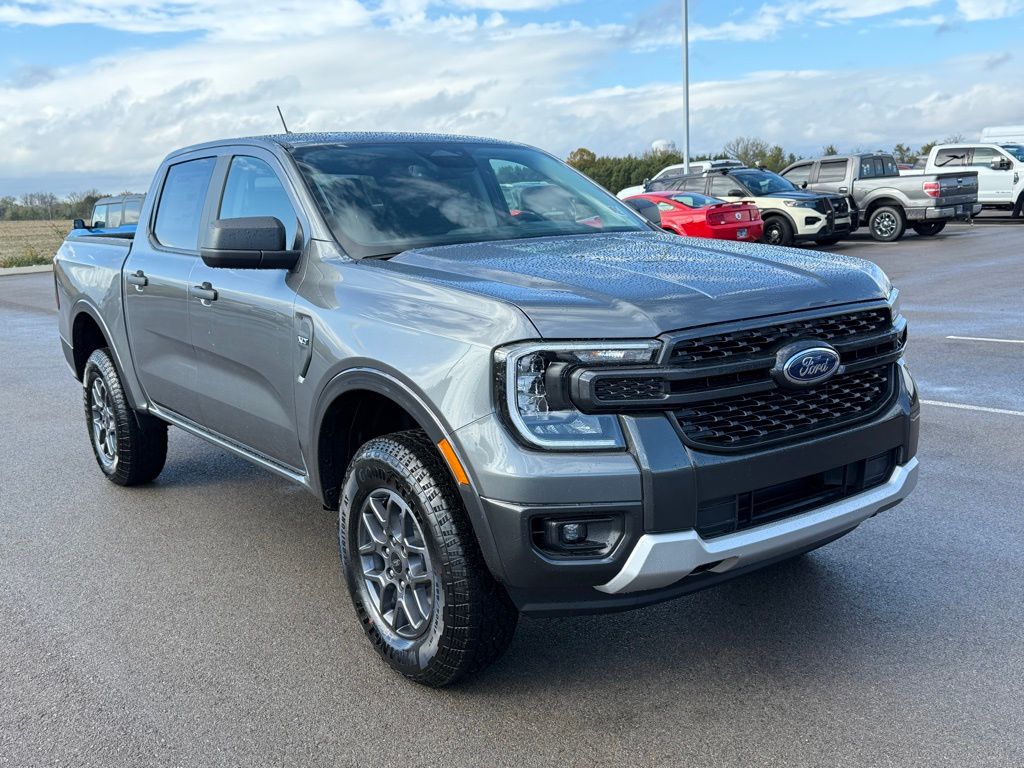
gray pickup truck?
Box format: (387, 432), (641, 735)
(781, 153), (980, 242)
(54, 133), (920, 686)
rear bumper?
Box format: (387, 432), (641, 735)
(598, 457), (918, 594)
(906, 203), (981, 221)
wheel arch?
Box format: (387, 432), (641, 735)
(864, 196), (905, 217)
(311, 367), (507, 583)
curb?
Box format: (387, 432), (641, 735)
(0, 264), (54, 276)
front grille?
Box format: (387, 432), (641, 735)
(669, 309), (891, 366)
(676, 365), (893, 450)
(831, 197), (850, 216)
(594, 377), (666, 402)
(695, 449), (898, 539)
(571, 305), (904, 452)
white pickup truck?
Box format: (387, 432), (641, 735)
(904, 143), (1024, 217)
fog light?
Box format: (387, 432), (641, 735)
(534, 514), (624, 558)
(559, 522), (588, 544)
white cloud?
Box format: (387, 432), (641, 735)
(0, 0), (1021, 195)
(956, 0), (1024, 20)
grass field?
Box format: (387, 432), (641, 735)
(0, 220), (73, 268)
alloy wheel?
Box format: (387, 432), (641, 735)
(357, 488), (435, 640)
(873, 212), (897, 238)
(89, 377), (118, 469)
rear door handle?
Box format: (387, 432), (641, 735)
(192, 282), (218, 305)
(126, 270), (148, 290)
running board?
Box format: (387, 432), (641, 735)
(147, 404), (310, 487)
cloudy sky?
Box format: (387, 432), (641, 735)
(0, 0), (1021, 196)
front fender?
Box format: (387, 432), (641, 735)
(309, 365), (508, 584)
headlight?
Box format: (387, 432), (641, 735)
(783, 200), (816, 208)
(887, 287), (902, 317)
(495, 341), (660, 450)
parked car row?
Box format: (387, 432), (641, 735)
(617, 150), (992, 246)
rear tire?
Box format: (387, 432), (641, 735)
(762, 216), (794, 246)
(339, 430), (518, 687)
(912, 222), (946, 236)
(82, 348), (167, 486)
(868, 206), (906, 242)
(1012, 193), (1023, 218)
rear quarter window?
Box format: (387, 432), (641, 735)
(154, 157), (217, 250)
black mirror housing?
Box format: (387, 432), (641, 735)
(624, 198), (662, 227)
(73, 219), (86, 230)
(200, 217), (300, 270)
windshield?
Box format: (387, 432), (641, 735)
(1002, 144), (1024, 162)
(290, 142), (646, 258)
(730, 169), (797, 195)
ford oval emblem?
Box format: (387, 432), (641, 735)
(773, 341), (842, 388)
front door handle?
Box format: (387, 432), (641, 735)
(192, 282), (218, 305)
(838, 186), (849, 193)
(126, 270), (148, 290)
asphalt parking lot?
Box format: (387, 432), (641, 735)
(1, 222), (1022, 767)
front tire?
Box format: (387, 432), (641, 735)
(762, 216), (794, 246)
(1012, 193), (1023, 218)
(82, 348), (168, 486)
(868, 206), (906, 242)
(912, 221), (946, 236)
(339, 430), (517, 687)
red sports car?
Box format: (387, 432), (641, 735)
(627, 192), (763, 241)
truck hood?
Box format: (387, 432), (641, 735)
(379, 231), (891, 338)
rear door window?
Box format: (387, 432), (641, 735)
(219, 156), (299, 247)
(934, 148), (967, 168)
(818, 161), (847, 182)
(123, 199), (142, 225)
(106, 204), (123, 228)
(154, 157), (217, 250)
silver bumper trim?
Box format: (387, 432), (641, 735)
(596, 457), (919, 595)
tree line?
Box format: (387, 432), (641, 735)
(2, 134), (961, 220)
(0, 191), (115, 221)
(567, 136), (959, 193)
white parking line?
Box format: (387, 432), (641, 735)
(922, 400), (1024, 417)
(946, 335), (1024, 345)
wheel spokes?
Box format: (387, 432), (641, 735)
(356, 487), (435, 639)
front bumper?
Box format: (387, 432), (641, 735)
(598, 457), (918, 594)
(456, 367), (919, 616)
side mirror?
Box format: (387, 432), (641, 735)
(624, 198), (662, 227)
(800, 181), (808, 189)
(73, 219), (86, 230)
(728, 189), (745, 197)
(990, 157), (1011, 171)
(200, 217), (300, 269)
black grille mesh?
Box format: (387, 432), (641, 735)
(669, 309), (890, 366)
(676, 366), (892, 449)
(594, 377), (666, 402)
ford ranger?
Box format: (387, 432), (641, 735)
(53, 133), (920, 687)
(781, 153), (980, 241)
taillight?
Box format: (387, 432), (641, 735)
(707, 210), (727, 226)
(923, 181), (941, 198)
